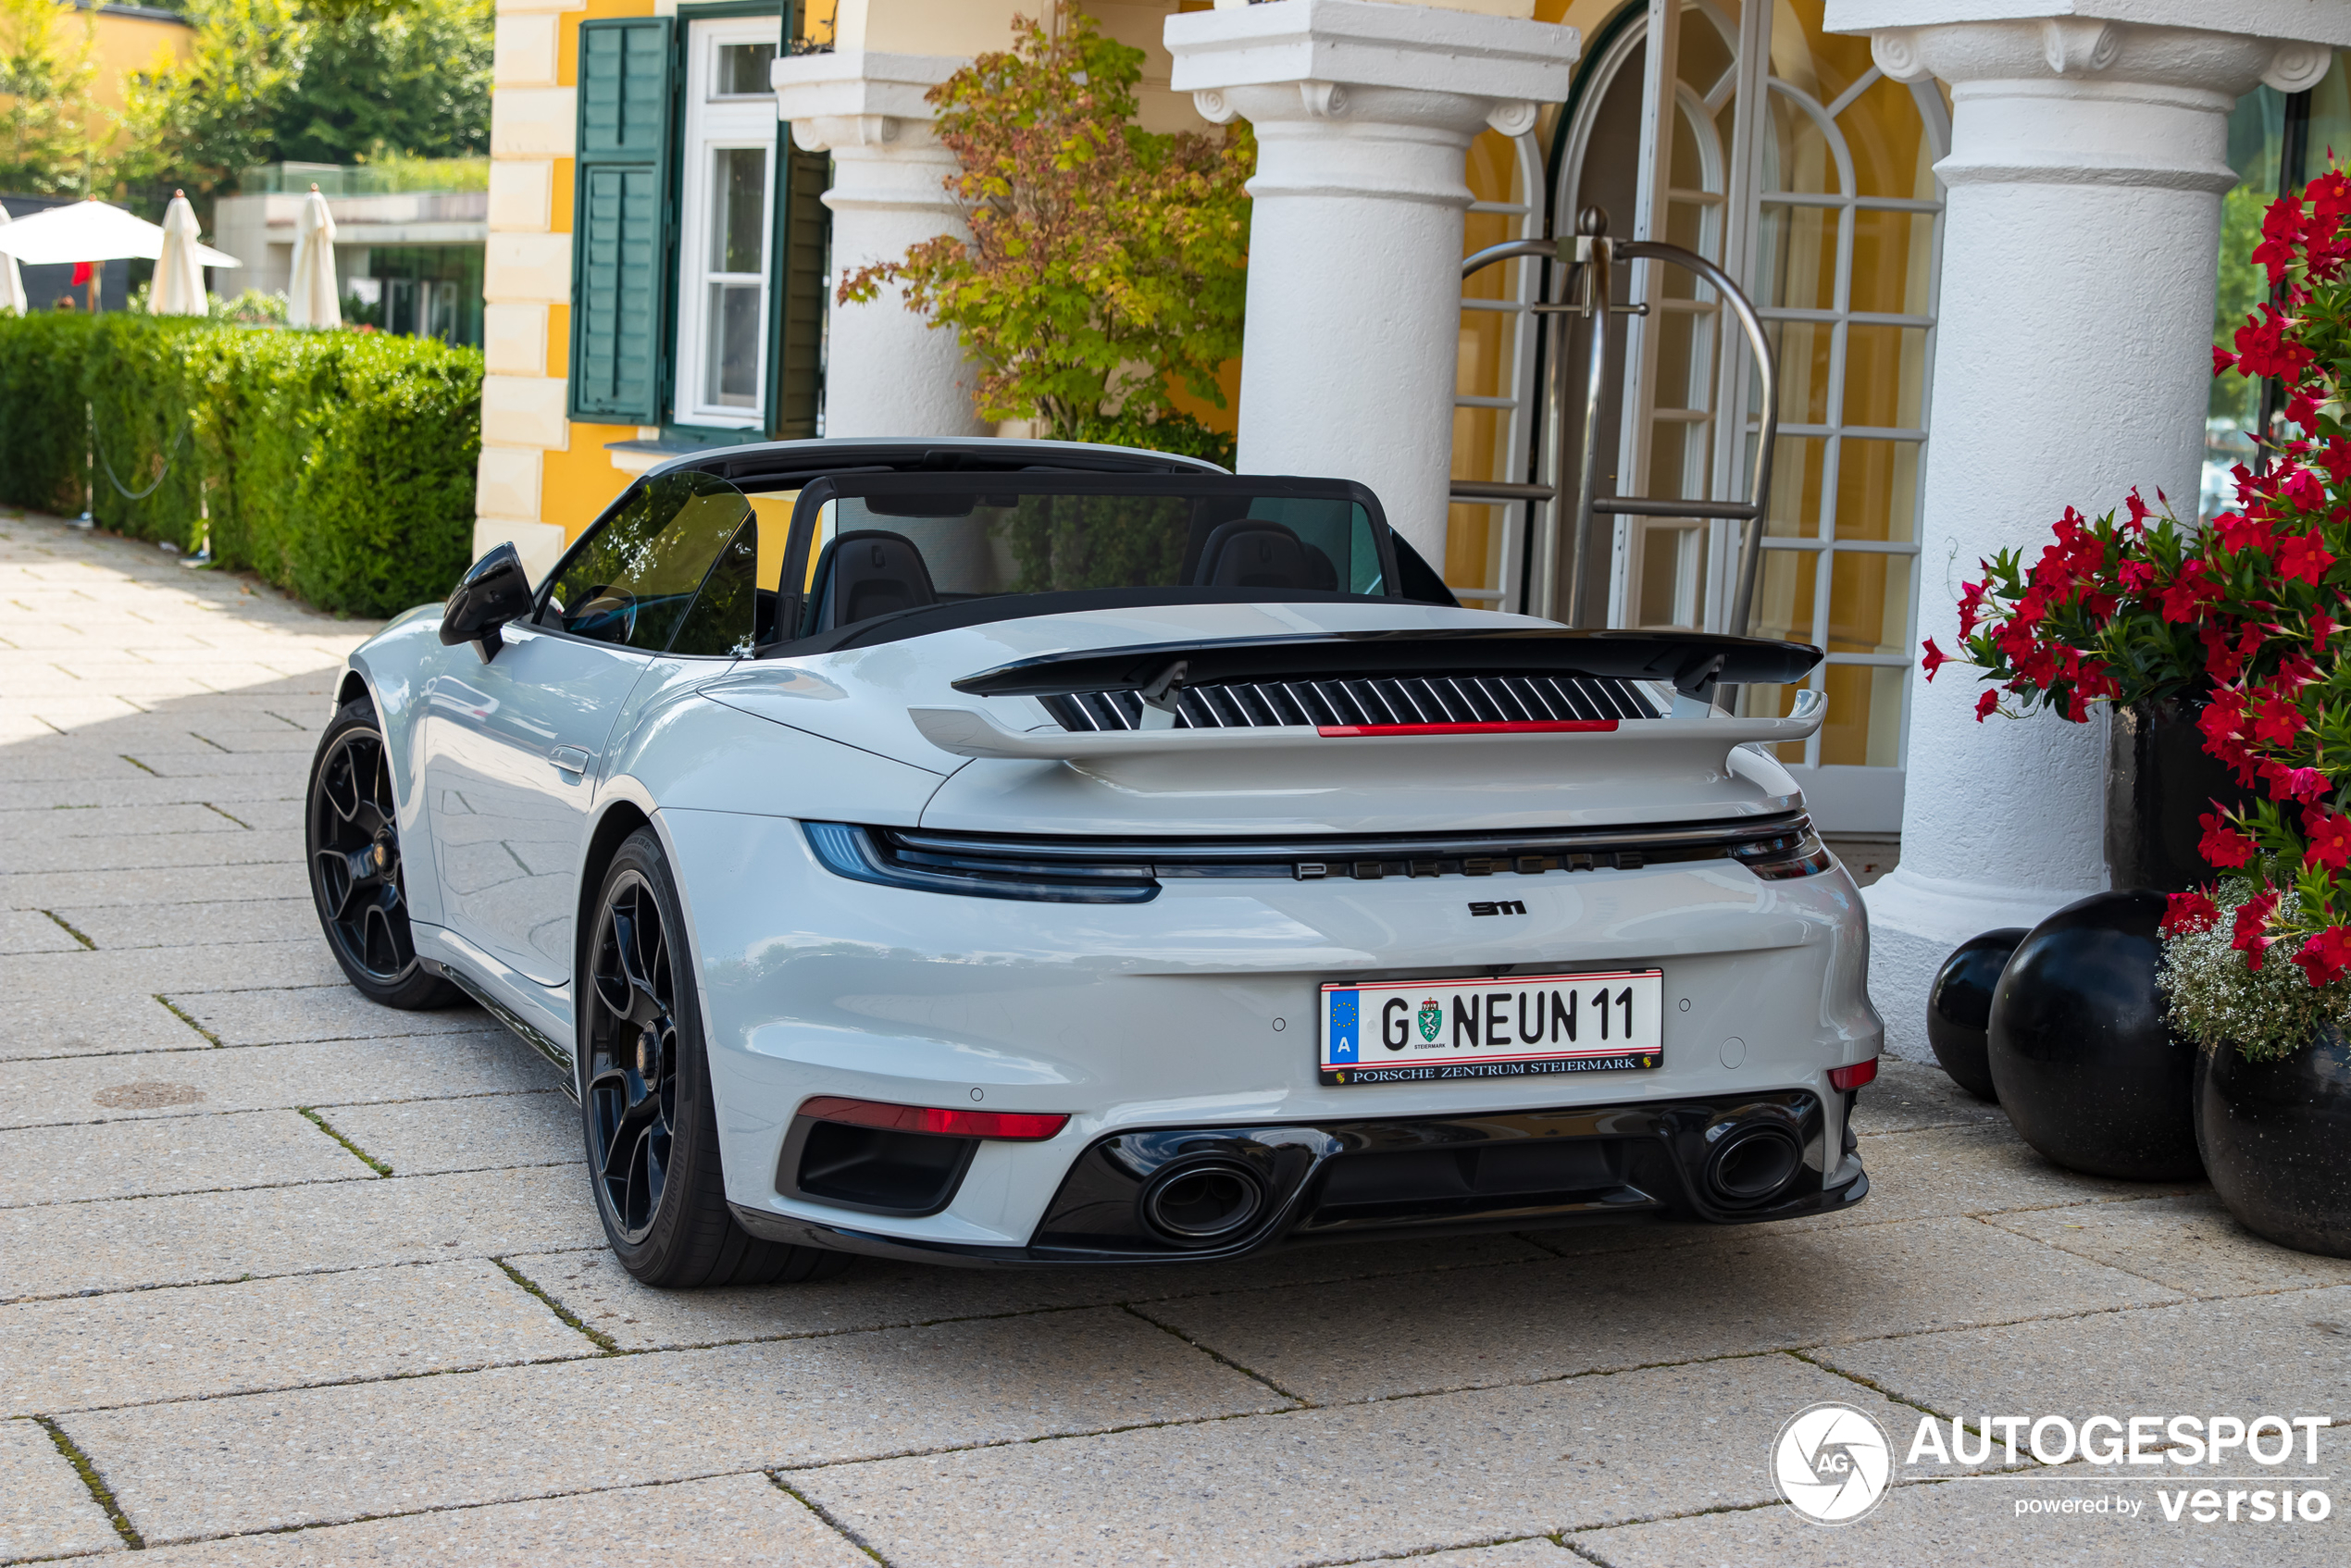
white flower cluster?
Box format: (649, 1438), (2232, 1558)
(2159, 879), (2351, 1062)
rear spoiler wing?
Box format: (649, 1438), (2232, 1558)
(950, 628), (1822, 706)
(912, 690), (1827, 761)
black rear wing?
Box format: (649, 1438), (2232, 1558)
(952, 629), (1823, 704)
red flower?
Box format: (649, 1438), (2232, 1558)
(2216, 509), (2278, 557)
(1921, 638), (1951, 681)
(2233, 890), (2281, 971)
(1975, 690), (1999, 722)
(2283, 766), (2331, 805)
(2287, 392), (2321, 432)
(2282, 466), (2327, 511)
(1957, 576), (1988, 638)
(2159, 890), (2220, 937)
(2278, 529), (2337, 584)
(2310, 810), (2351, 869)
(2215, 343), (2238, 377)
(2315, 611), (2337, 652)
(2118, 559), (2156, 594)
(2124, 488), (2151, 532)
(2296, 926), (2351, 987)
(2235, 305), (2318, 380)
(2253, 691), (2307, 747)
(2158, 560), (2217, 623)
(2199, 808), (2257, 868)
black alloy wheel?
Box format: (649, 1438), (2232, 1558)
(581, 829), (850, 1288)
(306, 698), (460, 1010)
(586, 866), (680, 1246)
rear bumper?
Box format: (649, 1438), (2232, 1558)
(731, 1087), (1869, 1266)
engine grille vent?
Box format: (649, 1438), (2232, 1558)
(1042, 674), (1660, 733)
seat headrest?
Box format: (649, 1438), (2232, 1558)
(818, 529), (938, 628)
(1194, 518), (1339, 593)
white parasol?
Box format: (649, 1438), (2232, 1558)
(0, 204), (26, 316)
(153, 191), (209, 316)
(286, 185), (341, 330)
(0, 197), (241, 268)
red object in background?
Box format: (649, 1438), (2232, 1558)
(69, 262), (93, 287)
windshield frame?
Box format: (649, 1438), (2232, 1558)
(760, 471), (1403, 654)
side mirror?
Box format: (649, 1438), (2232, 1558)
(440, 543), (535, 661)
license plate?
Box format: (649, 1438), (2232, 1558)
(1318, 969), (1663, 1085)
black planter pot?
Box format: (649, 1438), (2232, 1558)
(2196, 1027), (2351, 1257)
(2106, 697), (2257, 892)
(1986, 890), (2204, 1181)
(1925, 927), (2028, 1102)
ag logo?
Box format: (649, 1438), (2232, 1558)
(1416, 998), (1442, 1042)
(1773, 1402), (1891, 1525)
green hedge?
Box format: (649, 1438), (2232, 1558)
(0, 313), (482, 617)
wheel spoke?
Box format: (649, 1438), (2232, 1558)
(310, 727), (418, 986)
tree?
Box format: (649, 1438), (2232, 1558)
(0, 0), (106, 196)
(839, 12), (1250, 461)
(114, 0), (490, 209)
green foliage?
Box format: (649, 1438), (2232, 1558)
(2213, 183), (2269, 429)
(0, 312), (480, 616)
(0, 312), (97, 515)
(0, 0), (106, 196)
(838, 12), (1250, 447)
(115, 0), (491, 209)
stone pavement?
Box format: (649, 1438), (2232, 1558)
(1, 507), (2345, 1567)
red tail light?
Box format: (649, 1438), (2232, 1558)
(798, 1096), (1069, 1141)
(1827, 1058), (1878, 1092)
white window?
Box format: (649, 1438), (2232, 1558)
(673, 19), (779, 429)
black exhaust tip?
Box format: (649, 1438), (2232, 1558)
(1703, 1122), (1803, 1207)
(1138, 1158), (1268, 1243)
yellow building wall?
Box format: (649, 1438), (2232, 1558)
(88, 6), (193, 121)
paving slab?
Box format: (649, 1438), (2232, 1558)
(6, 1030), (558, 1129)
(0, 1413), (121, 1561)
(0, 862), (305, 911)
(0, 1164), (603, 1300)
(1810, 1286), (2351, 1426)
(6, 942), (345, 1004)
(0, 1259), (595, 1416)
(505, 1234), (1555, 1352)
(56, 897), (317, 951)
(0, 803), (248, 840)
(167, 985), (490, 1045)
(1796, 1123), (2187, 1233)
(1851, 1058), (2016, 1137)
(1989, 1191), (2351, 1298)
(68, 1309), (1285, 1544)
(1574, 1471), (2344, 1566)
(126, 1473), (866, 1567)
(0, 832), (293, 876)
(0, 1108), (371, 1208)
(10, 990), (213, 1061)
(1138, 1217), (2181, 1404)
(791, 1353), (1899, 1568)
(326, 1093), (578, 1176)
(1358, 1544), (1574, 1567)
(0, 906), (82, 953)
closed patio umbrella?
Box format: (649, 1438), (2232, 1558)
(286, 185), (340, 330)
(0, 204), (25, 316)
(153, 191), (209, 317)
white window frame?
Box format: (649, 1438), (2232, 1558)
(673, 17), (780, 429)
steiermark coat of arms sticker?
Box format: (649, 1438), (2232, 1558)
(1417, 997), (1443, 1042)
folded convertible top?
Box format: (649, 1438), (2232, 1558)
(951, 628), (1822, 702)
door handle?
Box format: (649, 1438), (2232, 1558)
(549, 745), (592, 777)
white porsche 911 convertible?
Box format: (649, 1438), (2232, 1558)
(308, 437), (1880, 1288)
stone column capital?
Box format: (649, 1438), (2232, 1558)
(771, 48), (966, 155)
(1824, 4), (2351, 97)
(1167, 0), (1577, 143)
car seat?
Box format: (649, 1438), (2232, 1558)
(1192, 518), (1340, 592)
(812, 529), (939, 628)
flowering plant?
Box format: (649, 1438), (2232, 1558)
(1926, 167), (2351, 1027)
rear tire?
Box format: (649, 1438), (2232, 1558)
(305, 697), (464, 1011)
(581, 828), (850, 1288)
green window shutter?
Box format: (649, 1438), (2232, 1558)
(769, 142), (831, 440)
(570, 17), (676, 425)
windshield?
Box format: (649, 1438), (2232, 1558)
(767, 473), (1395, 646)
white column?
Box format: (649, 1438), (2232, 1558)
(1822, 2), (2347, 1058)
(773, 50), (989, 440)
(1165, 0), (1578, 561)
